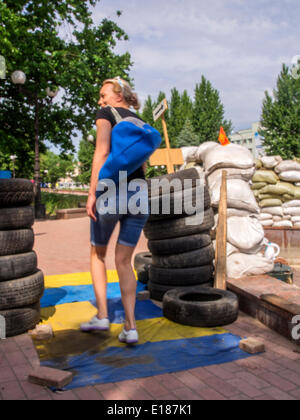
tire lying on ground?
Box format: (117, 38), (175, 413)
(0, 303), (40, 338)
(147, 167), (204, 198)
(149, 264), (214, 287)
(148, 280), (214, 302)
(0, 179), (34, 207)
(163, 287), (239, 328)
(0, 229), (35, 256)
(148, 187), (211, 222)
(0, 270), (44, 310)
(152, 244), (215, 269)
(134, 252), (152, 285)
(144, 208), (215, 241)
(148, 232), (212, 256)
(0, 207), (34, 230)
(0, 252), (38, 282)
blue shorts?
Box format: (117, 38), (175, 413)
(90, 185), (149, 248)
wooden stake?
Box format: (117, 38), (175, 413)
(161, 113), (175, 174)
(214, 170), (228, 290)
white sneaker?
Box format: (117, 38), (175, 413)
(80, 316), (110, 332)
(118, 328), (139, 344)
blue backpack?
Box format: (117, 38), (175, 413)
(98, 107), (162, 184)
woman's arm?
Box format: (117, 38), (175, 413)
(86, 119), (112, 221)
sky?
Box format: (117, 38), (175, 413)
(89, 0), (299, 133)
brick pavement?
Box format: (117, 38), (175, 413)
(0, 217), (300, 400)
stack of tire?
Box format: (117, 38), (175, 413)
(0, 179), (44, 337)
(143, 168), (215, 302)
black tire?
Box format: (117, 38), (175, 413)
(147, 168), (204, 198)
(144, 208), (214, 241)
(134, 252), (152, 285)
(0, 206), (34, 230)
(148, 233), (212, 256)
(134, 252), (152, 271)
(0, 229), (34, 256)
(0, 179), (34, 207)
(148, 186), (211, 222)
(0, 252), (38, 282)
(0, 303), (40, 338)
(163, 287), (239, 328)
(149, 264), (214, 287)
(0, 270), (44, 310)
(152, 244), (215, 269)
(148, 280), (213, 302)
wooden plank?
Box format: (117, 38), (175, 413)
(149, 149), (184, 166)
(214, 170), (228, 290)
(260, 294), (300, 316)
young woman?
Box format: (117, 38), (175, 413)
(80, 77), (148, 344)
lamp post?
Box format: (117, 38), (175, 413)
(10, 155), (17, 178)
(11, 70), (59, 218)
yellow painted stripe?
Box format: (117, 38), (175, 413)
(44, 270), (135, 288)
(40, 301), (227, 348)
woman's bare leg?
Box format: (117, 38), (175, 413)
(115, 243), (137, 331)
(90, 245), (108, 319)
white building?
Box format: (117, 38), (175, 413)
(229, 122), (265, 158)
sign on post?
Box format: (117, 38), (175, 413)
(150, 99), (184, 174)
(0, 315), (6, 340)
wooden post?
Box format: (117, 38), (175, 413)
(161, 112), (174, 174)
(214, 170), (228, 290)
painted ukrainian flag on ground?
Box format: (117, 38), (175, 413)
(33, 271), (251, 390)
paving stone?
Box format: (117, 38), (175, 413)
(239, 338), (266, 354)
(28, 366), (73, 389)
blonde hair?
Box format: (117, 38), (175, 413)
(102, 77), (141, 110)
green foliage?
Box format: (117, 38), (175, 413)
(0, 0), (132, 177)
(260, 64), (300, 159)
(40, 151), (77, 186)
(77, 131), (96, 185)
(41, 191), (87, 215)
(192, 76), (232, 143)
(176, 119), (199, 148)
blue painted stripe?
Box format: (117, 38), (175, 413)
(41, 333), (251, 390)
(41, 282), (147, 308)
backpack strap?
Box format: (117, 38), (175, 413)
(107, 106), (123, 125)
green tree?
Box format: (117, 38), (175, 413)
(40, 151), (76, 186)
(0, 1), (132, 177)
(77, 131), (96, 185)
(176, 119), (199, 148)
(192, 76), (232, 143)
(260, 63), (300, 159)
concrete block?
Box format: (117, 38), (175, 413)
(28, 366), (73, 389)
(239, 337), (266, 354)
(137, 290), (150, 301)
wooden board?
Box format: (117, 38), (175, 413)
(214, 170), (228, 290)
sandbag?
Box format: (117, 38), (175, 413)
(259, 182), (295, 197)
(261, 220), (274, 227)
(227, 208), (252, 218)
(181, 147), (199, 163)
(213, 240), (238, 257)
(208, 167), (256, 190)
(251, 182), (267, 190)
(282, 200), (300, 208)
(292, 216), (300, 223)
(227, 253), (274, 279)
(294, 222), (300, 227)
(259, 198), (283, 208)
(261, 156), (282, 169)
(283, 207), (300, 216)
(195, 142), (218, 163)
(259, 213), (273, 221)
(210, 179), (259, 213)
(261, 207), (284, 217)
(227, 216), (265, 253)
(279, 171), (300, 182)
(252, 170), (279, 185)
(296, 183), (300, 187)
(273, 221), (293, 228)
(275, 160), (300, 174)
(255, 159), (263, 169)
(258, 193), (284, 201)
(294, 187), (300, 199)
(204, 144), (255, 175)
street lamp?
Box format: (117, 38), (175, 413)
(87, 134), (95, 144)
(10, 155), (17, 178)
(11, 70), (59, 219)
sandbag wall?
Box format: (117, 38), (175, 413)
(0, 179), (44, 337)
(181, 143), (275, 279)
(143, 168), (215, 301)
(252, 157), (300, 228)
